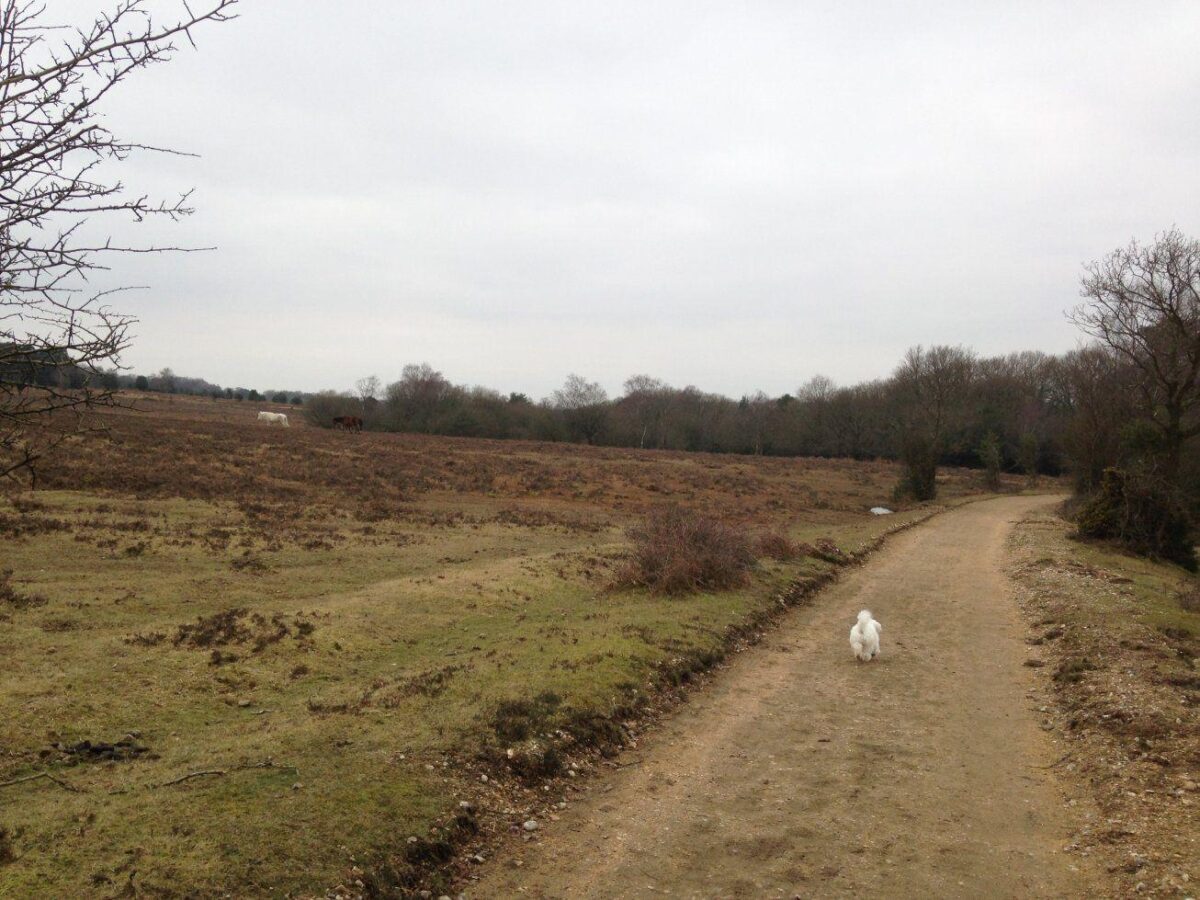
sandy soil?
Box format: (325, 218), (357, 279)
(469, 495), (1099, 899)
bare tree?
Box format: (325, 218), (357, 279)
(797, 374), (836, 404)
(892, 345), (976, 499)
(552, 374), (608, 444)
(738, 391), (772, 455)
(1049, 346), (1135, 490)
(149, 366), (176, 394)
(355, 375), (381, 403)
(621, 374), (669, 448)
(0, 0), (237, 483)
(1071, 229), (1200, 485)
(355, 374), (381, 422)
(382, 363), (456, 432)
(797, 374), (836, 455)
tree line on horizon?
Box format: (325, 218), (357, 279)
(298, 230), (1198, 567)
(302, 341), (1186, 500)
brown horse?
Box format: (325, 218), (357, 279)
(332, 415), (363, 433)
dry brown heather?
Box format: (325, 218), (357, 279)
(0, 393), (986, 897)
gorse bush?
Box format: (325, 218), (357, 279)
(616, 506), (755, 595)
(895, 433), (938, 502)
(978, 432), (1002, 491)
(1076, 468), (1197, 571)
(1018, 432), (1039, 480)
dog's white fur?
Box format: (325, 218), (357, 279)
(849, 609), (882, 661)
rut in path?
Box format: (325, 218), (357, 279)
(470, 495), (1097, 899)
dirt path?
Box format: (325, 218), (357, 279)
(470, 496), (1098, 899)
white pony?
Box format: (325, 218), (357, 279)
(849, 609), (882, 661)
(257, 411), (289, 427)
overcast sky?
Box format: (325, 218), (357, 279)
(57, 1), (1200, 398)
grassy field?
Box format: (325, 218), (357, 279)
(1, 394), (989, 897)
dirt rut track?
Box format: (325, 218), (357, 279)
(471, 496), (1098, 899)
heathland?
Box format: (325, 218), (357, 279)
(0, 393), (984, 897)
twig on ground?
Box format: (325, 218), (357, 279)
(154, 759), (296, 788)
(0, 771), (83, 793)
(158, 769), (227, 787)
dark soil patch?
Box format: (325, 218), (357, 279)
(45, 737), (154, 764)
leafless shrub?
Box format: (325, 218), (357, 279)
(755, 531), (802, 561)
(615, 506), (755, 595)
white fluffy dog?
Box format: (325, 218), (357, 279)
(849, 609), (882, 661)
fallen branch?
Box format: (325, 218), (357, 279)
(0, 771), (83, 793)
(154, 759), (296, 788)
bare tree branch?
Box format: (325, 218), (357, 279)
(1, 0), (237, 483)
(1070, 228), (1200, 482)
